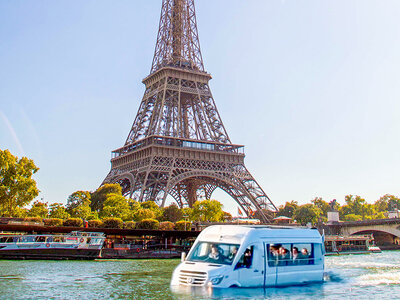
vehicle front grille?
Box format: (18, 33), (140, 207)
(178, 269), (207, 286)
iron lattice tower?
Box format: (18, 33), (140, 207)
(103, 0), (277, 222)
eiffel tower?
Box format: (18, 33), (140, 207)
(103, 0), (277, 222)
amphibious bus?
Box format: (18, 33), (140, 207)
(171, 225), (325, 288)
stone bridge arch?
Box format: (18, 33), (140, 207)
(342, 224), (400, 238)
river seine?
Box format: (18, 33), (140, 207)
(0, 251), (399, 299)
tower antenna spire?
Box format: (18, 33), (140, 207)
(151, 0), (204, 73)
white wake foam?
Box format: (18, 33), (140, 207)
(356, 271), (400, 286)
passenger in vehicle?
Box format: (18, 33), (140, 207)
(208, 244), (220, 260)
(301, 248), (309, 257)
(268, 245), (279, 266)
(228, 246), (238, 260)
(278, 247), (290, 266)
(300, 248), (310, 265)
(292, 247), (300, 265)
(243, 248), (252, 268)
(270, 245), (279, 257)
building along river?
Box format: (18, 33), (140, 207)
(0, 251), (399, 299)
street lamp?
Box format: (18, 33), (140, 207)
(183, 215), (188, 231)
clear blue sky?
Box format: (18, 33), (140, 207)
(1, 0), (400, 215)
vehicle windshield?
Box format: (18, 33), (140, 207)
(187, 242), (240, 265)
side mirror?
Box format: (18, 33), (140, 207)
(181, 252), (186, 262)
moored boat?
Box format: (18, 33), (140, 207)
(324, 234), (381, 255)
(0, 231), (105, 260)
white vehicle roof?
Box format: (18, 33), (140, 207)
(196, 225), (323, 245)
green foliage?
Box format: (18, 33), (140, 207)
(43, 218), (63, 226)
(311, 198), (331, 217)
(277, 200), (298, 218)
(90, 184), (122, 212)
(99, 193), (133, 221)
(374, 194), (400, 212)
(86, 211), (99, 220)
(340, 195), (376, 220)
(141, 201), (158, 211)
(342, 214), (363, 222)
(141, 201), (162, 220)
(48, 203), (70, 219)
(12, 207), (28, 218)
(88, 219), (103, 228)
(124, 221), (136, 229)
(373, 212), (386, 220)
(293, 204), (322, 225)
(0, 149), (39, 217)
(66, 191), (92, 219)
(69, 205), (92, 220)
(28, 201), (48, 218)
(159, 221), (175, 230)
(175, 220), (191, 231)
(63, 218), (83, 227)
(102, 217), (124, 229)
(128, 200), (141, 212)
(136, 218), (159, 230)
(181, 207), (193, 221)
(160, 204), (182, 222)
(66, 191), (91, 211)
(134, 208), (156, 221)
(192, 200), (224, 222)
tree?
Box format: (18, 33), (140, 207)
(175, 220), (191, 231)
(134, 208), (156, 221)
(342, 214), (362, 222)
(99, 193), (133, 221)
(374, 194), (400, 212)
(192, 200), (224, 222)
(340, 195), (375, 220)
(160, 204), (183, 222)
(159, 221), (175, 230)
(277, 201), (298, 218)
(0, 149), (39, 217)
(66, 191), (91, 211)
(136, 218), (159, 230)
(66, 191), (92, 219)
(90, 184), (122, 212)
(311, 197), (331, 217)
(28, 200), (48, 218)
(102, 217), (124, 229)
(293, 204), (322, 225)
(128, 199), (141, 212)
(181, 207), (193, 221)
(48, 203), (70, 219)
(141, 201), (162, 220)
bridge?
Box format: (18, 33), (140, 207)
(321, 218), (400, 249)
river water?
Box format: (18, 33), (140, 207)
(0, 251), (399, 299)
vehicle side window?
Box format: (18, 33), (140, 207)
(235, 246), (254, 269)
(293, 243), (313, 265)
(268, 243), (314, 266)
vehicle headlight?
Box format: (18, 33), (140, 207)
(210, 275), (224, 285)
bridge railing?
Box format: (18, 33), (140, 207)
(336, 218), (400, 227)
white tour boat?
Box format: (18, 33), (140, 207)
(0, 231), (105, 260)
